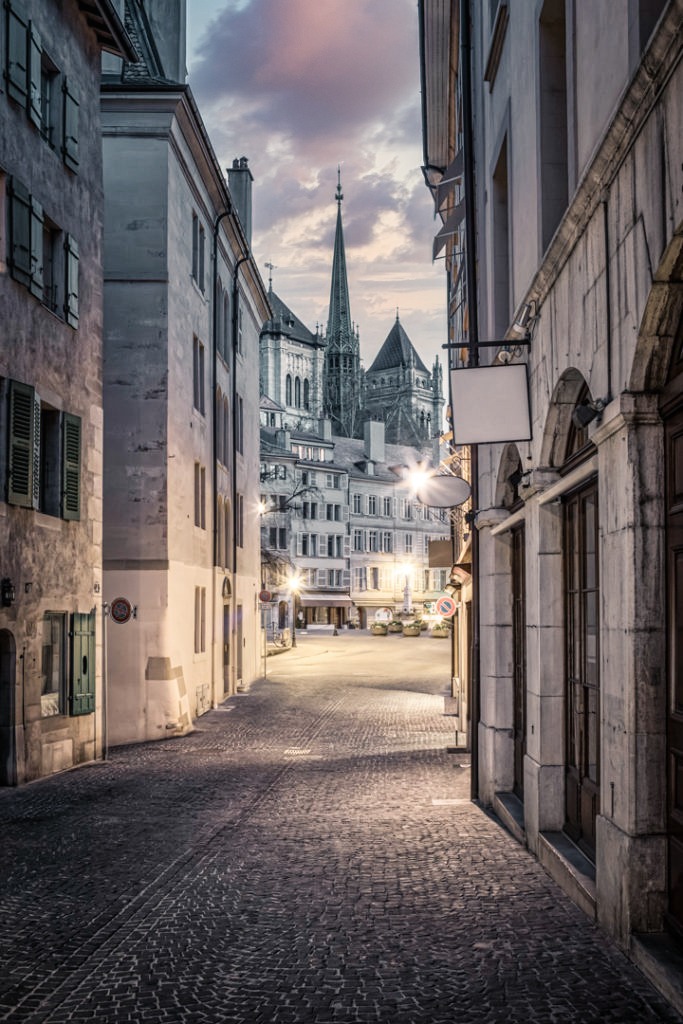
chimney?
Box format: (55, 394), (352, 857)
(228, 157), (253, 247)
(364, 420), (385, 464)
(319, 417), (332, 441)
(275, 428), (291, 451)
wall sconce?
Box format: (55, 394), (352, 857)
(510, 300), (538, 340)
(571, 397), (606, 430)
(1, 578), (16, 607)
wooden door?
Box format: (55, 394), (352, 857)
(0, 630), (16, 786)
(564, 481), (600, 860)
(511, 525), (526, 800)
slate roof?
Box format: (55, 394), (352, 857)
(263, 290), (320, 348)
(367, 316), (428, 375)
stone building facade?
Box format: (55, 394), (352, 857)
(101, 0), (270, 745)
(0, 0), (133, 784)
(420, 0), (683, 1000)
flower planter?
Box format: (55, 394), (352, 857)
(387, 622), (404, 633)
(430, 627), (449, 639)
(371, 624), (388, 636)
(402, 625), (421, 637)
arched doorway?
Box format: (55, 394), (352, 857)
(0, 630), (17, 786)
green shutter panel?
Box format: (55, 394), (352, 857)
(61, 412), (81, 520)
(9, 177), (31, 287)
(62, 78), (79, 172)
(7, 380), (35, 507)
(64, 234), (79, 327)
(28, 22), (42, 127)
(32, 391), (41, 509)
(70, 611), (95, 715)
(7, 2), (29, 106)
(29, 195), (43, 299)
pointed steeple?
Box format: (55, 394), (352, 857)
(326, 168), (353, 348)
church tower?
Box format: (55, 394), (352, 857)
(323, 172), (362, 437)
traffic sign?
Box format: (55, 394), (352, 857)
(259, 590), (272, 603)
(110, 597), (133, 624)
(435, 596), (456, 618)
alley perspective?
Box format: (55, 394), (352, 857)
(1, 634), (680, 1024)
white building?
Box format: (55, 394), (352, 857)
(101, 0), (269, 744)
(420, 0), (683, 1002)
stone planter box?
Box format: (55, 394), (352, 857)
(402, 625), (421, 637)
(371, 624), (388, 635)
(387, 622), (404, 633)
(430, 627), (449, 639)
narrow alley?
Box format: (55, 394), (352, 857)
(1, 634), (678, 1024)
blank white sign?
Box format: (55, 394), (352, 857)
(450, 363), (531, 444)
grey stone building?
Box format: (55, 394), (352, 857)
(420, 0), (683, 1002)
(0, 0), (133, 784)
(101, 0), (270, 745)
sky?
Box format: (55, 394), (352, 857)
(185, 0), (447, 374)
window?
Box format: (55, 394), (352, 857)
(278, 465), (287, 480)
(334, 504), (341, 521)
(328, 569), (342, 587)
(327, 535), (335, 557)
(382, 531), (393, 554)
(41, 612), (66, 716)
(492, 135), (510, 339)
(199, 224), (205, 292)
(326, 473), (340, 488)
(192, 213), (199, 280)
(238, 306), (243, 354)
(193, 336), (205, 414)
(370, 567), (379, 590)
(224, 500), (231, 567)
(5, 380), (81, 518)
(236, 493), (244, 547)
(295, 377), (301, 407)
(304, 379), (310, 410)
(216, 390), (224, 464)
(268, 526), (277, 548)
(383, 496), (392, 516)
(336, 535), (343, 558)
(353, 529), (364, 552)
(326, 503), (334, 521)
(194, 587), (206, 653)
(353, 567), (367, 590)
(405, 533), (413, 554)
(41, 216), (62, 314)
(235, 394), (243, 453)
(285, 375), (292, 405)
(368, 530), (378, 552)
(194, 463), (206, 529)
(278, 527), (287, 550)
(223, 396), (229, 461)
(368, 495), (377, 515)
(539, 0), (569, 253)
(353, 493), (362, 514)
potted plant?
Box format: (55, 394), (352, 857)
(371, 622), (388, 635)
(387, 619), (404, 633)
(430, 621), (450, 638)
(413, 618), (428, 631)
(402, 621), (422, 637)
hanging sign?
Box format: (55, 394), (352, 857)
(450, 363), (531, 444)
(436, 596), (457, 618)
(415, 475), (471, 508)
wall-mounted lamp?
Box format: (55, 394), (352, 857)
(510, 300), (538, 340)
(571, 397), (606, 430)
(1, 578), (16, 607)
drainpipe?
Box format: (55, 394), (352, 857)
(232, 252), (250, 690)
(461, 0), (481, 801)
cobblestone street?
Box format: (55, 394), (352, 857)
(1, 633), (680, 1024)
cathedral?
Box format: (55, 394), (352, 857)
(259, 175), (444, 442)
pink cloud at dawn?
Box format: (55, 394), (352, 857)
(187, 0), (447, 374)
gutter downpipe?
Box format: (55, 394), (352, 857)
(212, 208), (232, 705)
(232, 252), (251, 690)
(461, 0), (481, 801)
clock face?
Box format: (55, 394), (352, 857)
(110, 598), (132, 624)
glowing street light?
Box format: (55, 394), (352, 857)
(288, 572), (302, 647)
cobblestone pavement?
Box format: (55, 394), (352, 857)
(1, 633), (680, 1024)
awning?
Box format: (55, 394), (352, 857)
(300, 596), (354, 608)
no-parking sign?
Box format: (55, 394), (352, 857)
(435, 596), (456, 618)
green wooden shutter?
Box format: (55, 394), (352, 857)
(61, 412), (81, 520)
(62, 78), (79, 172)
(64, 234), (79, 327)
(7, 380), (36, 507)
(32, 391), (41, 509)
(69, 611), (95, 715)
(9, 177), (31, 287)
(28, 22), (41, 128)
(7, 2), (29, 106)
(29, 195), (43, 299)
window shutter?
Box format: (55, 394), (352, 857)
(342, 569), (350, 588)
(343, 505), (349, 521)
(318, 503), (325, 520)
(7, 2), (28, 106)
(28, 22), (41, 128)
(70, 610), (95, 715)
(296, 534), (303, 557)
(61, 412), (81, 520)
(8, 380), (36, 507)
(62, 78), (79, 171)
(343, 536), (350, 558)
(318, 533), (326, 555)
(31, 392), (41, 509)
(64, 234), (79, 327)
(9, 177), (31, 286)
(29, 195), (43, 299)
(317, 569), (326, 587)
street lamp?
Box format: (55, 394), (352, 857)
(288, 572), (302, 647)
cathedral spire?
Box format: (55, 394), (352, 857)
(327, 169), (353, 343)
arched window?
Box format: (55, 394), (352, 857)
(303, 379), (310, 410)
(216, 280), (224, 358)
(223, 293), (230, 358)
(227, 391), (232, 460)
(216, 496), (224, 566)
(216, 389), (223, 464)
(295, 377), (301, 407)
(286, 374), (292, 405)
